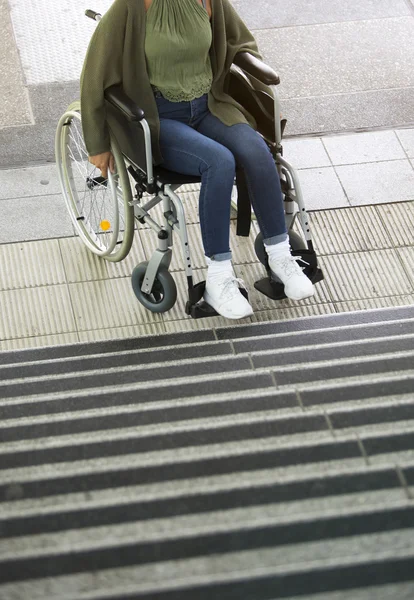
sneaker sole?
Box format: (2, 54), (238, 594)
(285, 289), (315, 301)
(203, 292), (253, 320)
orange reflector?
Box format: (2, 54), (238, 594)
(100, 220), (111, 231)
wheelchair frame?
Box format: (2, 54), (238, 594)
(59, 9), (323, 318)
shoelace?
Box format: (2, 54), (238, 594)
(274, 256), (305, 279)
(219, 276), (247, 301)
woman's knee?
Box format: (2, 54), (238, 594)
(207, 145), (236, 176)
(233, 127), (273, 167)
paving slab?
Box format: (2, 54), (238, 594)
(0, 194), (74, 244)
(0, 0), (32, 129)
(0, 285), (76, 340)
(396, 129), (414, 158)
(322, 249), (413, 303)
(322, 131), (406, 166)
(283, 88), (414, 137)
(0, 239), (65, 291)
(232, 0), (412, 28)
(7, 0), (113, 85)
(293, 167), (350, 210)
(282, 138), (331, 169)
(376, 202), (414, 247)
(256, 19), (414, 100)
(2, 200), (411, 348)
(335, 160), (414, 206)
(304, 206), (394, 255)
(0, 164), (62, 200)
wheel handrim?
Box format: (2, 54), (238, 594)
(57, 111), (127, 257)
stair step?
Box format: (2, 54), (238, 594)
(0, 305), (412, 367)
(1, 306), (413, 599)
(1, 326), (413, 382)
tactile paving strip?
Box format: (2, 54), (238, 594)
(0, 202), (413, 348)
(8, 0), (113, 84)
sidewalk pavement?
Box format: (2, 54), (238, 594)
(1, 128), (413, 244)
(1, 0), (414, 165)
(0, 0), (413, 350)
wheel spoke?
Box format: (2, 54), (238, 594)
(58, 108), (132, 260)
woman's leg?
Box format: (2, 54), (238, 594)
(157, 113), (253, 317)
(195, 110), (314, 300)
(157, 117), (235, 260)
(195, 114), (287, 243)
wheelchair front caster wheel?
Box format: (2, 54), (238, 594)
(131, 262), (177, 313)
(254, 230), (307, 267)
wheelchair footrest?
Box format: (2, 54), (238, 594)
(185, 280), (249, 319)
(254, 267), (324, 301)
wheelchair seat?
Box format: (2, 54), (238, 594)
(154, 166), (202, 186)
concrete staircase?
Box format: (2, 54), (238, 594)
(1, 305), (414, 599)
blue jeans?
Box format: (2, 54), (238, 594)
(155, 92), (287, 260)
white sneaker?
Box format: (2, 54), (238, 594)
(269, 254), (315, 300)
(204, 274), (253, 319)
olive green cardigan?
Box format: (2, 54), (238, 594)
(80, 0), (264, 164)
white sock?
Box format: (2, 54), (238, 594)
(264, 238), (291, 261)
(206, 258), (234, 282)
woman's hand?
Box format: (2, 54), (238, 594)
(88, 151), (115, 179)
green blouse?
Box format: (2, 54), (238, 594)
(145, 0), (213, 102)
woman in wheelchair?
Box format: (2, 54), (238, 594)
(81, 0), (315, 319)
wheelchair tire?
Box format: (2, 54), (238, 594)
(131, 262), (177, 313)
(254, 230), (307, 267)
(55, 101), (135, 262)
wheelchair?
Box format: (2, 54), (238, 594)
(55, 9), (323, 319)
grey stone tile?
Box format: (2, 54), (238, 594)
(8, 0), (113, 86)
(0, 239), (66, 291)
(232, 0), (411, 29)
(29, 81), (80, 124)
(0, 0), (32, 128)
(334, 296), (414, 313)
(336, 160), (414, 206)
(0, 86), (32, 129)
(0, 284), (76, 341)
(0, 81), (80, 168)
(0, 194), (73, 244)
(322, 249), (413, 302)
(282, 138), (331, 169)
(396, 128), (414, 158)
(77, 323), (166, 342)
(0, 121), (56, 168)
(397, 247), (414, 287)
(322, 131), (406, 166)
(68, 277), (163, 331)
(0, 332), (79, 352)
(375, 202), (414, 248)
(305, 206), (393, 255)
(283, 88), (414, 138)
(0, 164), (62, 200)
(255, 19), (414, 100)
(295, 167), (349, 210)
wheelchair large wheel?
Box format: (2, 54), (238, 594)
(254, 230), (307, 267)
(131, 262), (177, 313)
(55, 101), (134, 262)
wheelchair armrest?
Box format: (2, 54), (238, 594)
(233, 52), (280, 86)
(104, 85), (145, 122)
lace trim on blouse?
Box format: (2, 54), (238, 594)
(153, 76), (213, 102)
